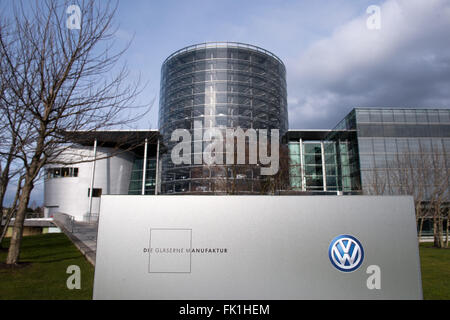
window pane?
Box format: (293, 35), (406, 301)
(324, 142), (336, 154)
(326, 176), (337, 187)
(304, 165), (323, 176)
(396, 139), (409, 153)
(404, 110), (417, 124)
(303, 143), (321, 154)
(358, 139), (373, 153)
(393, 110), (405, 123)
(416, 110), (428, 123)
(370, 110), (382, 122)
(384, 138), (397, 153)
(408, 139), (420, 152)
(359, 155), (374, 169)
(372, 138), (385, 153)
(438, 110), (450, 123)
(306, 176), (323, 187)
(427, 110), (440, 123)
(356, 110), (370, 123)
(289, 143), (300, 155)
(420, 138), (432, 153)
(304, 154), (322, 166)
(325, 154), (336, 165)
(442, 138), (450, 153)
(381, 110), (394, 122)
(431, 138), (443, 153)
(325, 165), (337, 176)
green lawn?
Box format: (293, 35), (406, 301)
(419, 243), (450, 300)
(0, 234), (449, 299)
(0, 233), (94, 300)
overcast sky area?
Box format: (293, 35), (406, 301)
(114, 0), (450, 129)
(4, 0), (450, 205)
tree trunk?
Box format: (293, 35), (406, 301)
(0, 140), (19, 224)
(433, 216), (440, 248)
(438, 210), (444, 248)
(415, 205), (421, 243)
(0, 176), (22, 248)
(418, 217), (425, 243)
(433, 203), (443, 248)
(446, 214), (449, 248)
(0, 208), (14, 248)
(5, 178), (33, 264)
(433, 209), (444, 248)
(0, 179), (6, 229)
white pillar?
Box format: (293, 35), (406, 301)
(142, 138), (148, 195)
(321, 141), (327, 192)
(88, 138), (97, 221)
(154, 138), (160, 195)
(299, 139), (305, 191)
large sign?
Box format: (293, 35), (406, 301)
(93, 196), (422, 299)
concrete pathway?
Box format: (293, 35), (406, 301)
(52, 213), (98, 266)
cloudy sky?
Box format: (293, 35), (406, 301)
(6, 0), (450, 205)
(113, 0), (450, 130)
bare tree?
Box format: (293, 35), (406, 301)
(0, 17), (27, 245)
(220, 137), (291, 195)
(0, 176), (24, 248)
(365, 151), (449, 247)
(185, 134), (291, 195)
(0, 0), (149, 264)
(364, 170), (389, 196)
(387, 153), (429, 242)
(257, 143), (291, 194)
(445, 207), (449, 248)
(426, 152), (449, 248)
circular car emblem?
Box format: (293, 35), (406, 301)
(328, 235), (364, 272)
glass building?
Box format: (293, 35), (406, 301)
(332, 108), (450, 195)
(286, 108), (450, 198)
(322, 108), (450, 236)
(159, 42), (288, 194)
(43, 40), (449, 229)
(128, 156), (157, 195)
(286, 130), (361, 194)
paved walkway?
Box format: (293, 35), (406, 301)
(52, 213), (98, 266)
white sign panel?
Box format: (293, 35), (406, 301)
(93, 196), (422, 299)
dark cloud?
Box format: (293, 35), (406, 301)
(287, 0), (450, 129)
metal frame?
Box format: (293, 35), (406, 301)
(88, 139), (97, 221)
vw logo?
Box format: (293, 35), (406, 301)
(328, 235), (364, 272)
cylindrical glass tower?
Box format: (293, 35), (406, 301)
(159, 42), (288, 194)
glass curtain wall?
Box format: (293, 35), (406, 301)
(159, 43), (288, 194)
(128, 157), (157, 195)
(353, 108), (450, 196)
(288, 142), (302, 190)
(288, 139), (358, 192)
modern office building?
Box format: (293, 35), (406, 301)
(287, 108), (450, 196)
(43, 42), (450, 224)
(334, 108), (450, 196)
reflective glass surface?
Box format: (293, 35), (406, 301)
(159, 43), (288, 194)
(352, 108), (450, 196)
(128, 157), (157, 195)
(287, 138), (359, 193)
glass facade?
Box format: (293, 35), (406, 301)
(288, 132), (361, 193)
(159, 42), (288, 194)
(128, 157), (157, 195)
(338, 108), (450, 197)
(287, 108), (450, 196)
